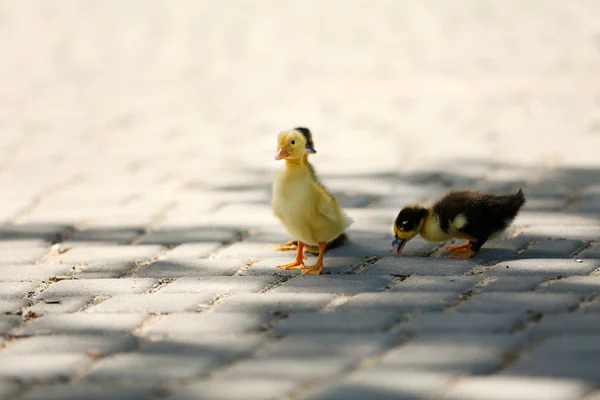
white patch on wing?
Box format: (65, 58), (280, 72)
(452, 213), (468, 230)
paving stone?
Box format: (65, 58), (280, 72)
(1, 334), (138, 355)
(521, 225), (600, 241)
(210, 292), (335, 314)
(302, 369), (457, 400)
(485, 259), (598, 277)
(163, 242), (223, 259)
(139, 227), (239, 246)
(68, 227), (144, 245)
(15, 313), (148, 336)
(338, 292), (457, 313)
(85, 353), (221, 384)
(529, 334), (600, 356)
(0, 315), (22, 334)
(87, 293), (214, 313)
(361, 257), (475, 276)
(533, 313), (600, 333)
(135, 258), (245, 278)
(272, 275), (393, 294)
(0, 223), (66, 243)
(27, 296), (92, 314)
(74, 261), (135, 279)
(518, 239), (585, 258)
(160, 276), (279, 295)
(56, 244), (163, 264)
(457, 293), (580, 313)
(379, 334), (524, 374)
(581, 243), (600, 260)
(389, 276), (481, 293)
(148, 313), (274, 336)
(139, 334), (264, 357)
(218, 355), (354, 382)
(274, 311), (403, 333)
(581, 299), (600, 312)
(0, 281), (39, 298)
(325, 237), (436, 258)
(0, 381), (22, 399)
(0, 298), (32, 314)
(0, 263), (73, 282)
(474, 277), (547, 293)
(172, 378), (299, 400)
(394, 312), (527, 334)
(504, 355), (600, 382)
(442, 376), (590, 400)
(0, 354), (89, 383)
(39, 278), (158, 299)
(244, 257), (359, 276)
(261, 333), (398, 358)
(22, 383), (153, 400)
(541, 276), (600, 294)
(0, 245), (49, 265)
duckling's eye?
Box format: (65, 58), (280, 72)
(291, 140), (296, 145)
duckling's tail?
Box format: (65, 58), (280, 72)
(514, 188), (526, 209)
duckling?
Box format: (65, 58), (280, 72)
(272, 127), (353, 274)
(269, 127), (349, 255)
(390, 189), (526, 258)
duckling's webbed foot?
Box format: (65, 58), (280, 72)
(276, 241), (306, 269)
(269, 240), (299, 252)
(447, 248), (476, 259)
(445, 241), (472, 251)
(300, 242), (326, 275)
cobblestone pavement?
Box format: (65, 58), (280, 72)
(2, 1), (600, 399)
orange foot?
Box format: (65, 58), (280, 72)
(269, 240), (298, 251)
(300, 242), (326, 275)
(447, 248), (476, 259)
(276, 241), (307, 269)
(445, 241), (472, 251)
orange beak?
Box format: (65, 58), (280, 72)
(274, 148), (289, 160)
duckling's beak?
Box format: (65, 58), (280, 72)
(390, 237), (408, 255)
(275, 148), (289, 160)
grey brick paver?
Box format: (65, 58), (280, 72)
(171, 378), (299, 400)
(39, 278), (158, 299)
(136, 258), (245, 277)
(361, 257), (475, 276)
(0, 281), (39, 299)
(159, 276), (279, 295)
(22, 384), (153, 400)
(533, 313), (600, 333)
(0, 354), (90, 383)
(389, 276), (480, 292)
(210, 292), (335, 313)
(27, 296), (93, 314)
(272, 275), (393, 294)
(457, 292), (580, 313)
(540, 276), (600, 294)
(0, 334), (138, 355)
(0, 298), (32, 314)
(0, 315), (22, 334)
(148, 313), (274, 336)
(394, 312), (528, 334)
(441, 376), (590, 400)
(273, 311), (403, 333)
(485, 259), (598, 277)
(474, 277), (547, 293)
(15, 313), (148, 336)
(0, 263), (73, 282)
(87, 293), (214, 313)
(338, 292), (457, 313)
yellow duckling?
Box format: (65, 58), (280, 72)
(272, 127), (353, 275)
(390, 189), (526, 258)
(269, 127), (348, 255)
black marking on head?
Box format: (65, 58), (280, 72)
(294, 127), (316, 153)
(394, 207), (428, 233)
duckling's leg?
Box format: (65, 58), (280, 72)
(447, 236), (488, 259)
(276, 241), (306, 269)
(445, 241), (472, 251)
(300, 242), (326, 275)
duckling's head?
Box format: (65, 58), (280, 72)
(390, 205), (429, 255)
(275, 128), (316, 161)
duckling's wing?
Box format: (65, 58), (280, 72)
(315, 185), (354, 229)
